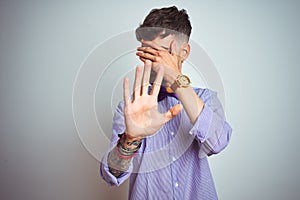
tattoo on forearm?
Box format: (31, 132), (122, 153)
(107, 133), (142, 178)
(108, 147), (132, 177)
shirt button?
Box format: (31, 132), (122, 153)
(172, 157), (176, 161)
(170, 131), (174, 136)
(175, 182), (179, 187)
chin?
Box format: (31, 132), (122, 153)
(150, 70), (168, 87)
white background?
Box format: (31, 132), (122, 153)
(0, 0), (299, 199)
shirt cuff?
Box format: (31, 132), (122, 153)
(100, 156), (132, 186)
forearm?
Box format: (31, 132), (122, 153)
(174, 86), (204, 124)
(164, 70), (204, 124)
(107, 133), (142, 178)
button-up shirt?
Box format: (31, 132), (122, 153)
(101, 88), (232, 200)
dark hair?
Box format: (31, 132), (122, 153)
(135, 6), (192, 42)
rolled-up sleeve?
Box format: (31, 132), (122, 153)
(189, 88), (232, 156)
(100, 101), (133, 186)
(100, 152), (132, 186)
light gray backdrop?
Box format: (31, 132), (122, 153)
(0, 0), (299, 200)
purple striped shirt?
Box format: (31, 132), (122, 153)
(101, 88), (232, 200)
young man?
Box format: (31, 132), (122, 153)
(101, 6), (232, 199)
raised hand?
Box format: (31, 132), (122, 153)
(123, 60), (182, 140)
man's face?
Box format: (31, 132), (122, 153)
(139, 34), (178, 85)
(140, 34), (175, 53)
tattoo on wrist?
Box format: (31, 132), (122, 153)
(107, 133), (142, 178)
(118, 133), (142, 152)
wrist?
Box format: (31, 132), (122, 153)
(170, 74), (191, 92)
(124, 132), (143, 142)
(165, 71), (181, 88)
(119, 133), (142, 150)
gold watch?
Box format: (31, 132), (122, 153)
(171, 74), (191, 91)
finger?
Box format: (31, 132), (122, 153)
(138, 56), (147, 63)
(136, 52), (156, 62)
(151, 66), (164, 96)
(133, 66), (142, 101)
(163, 104), (182, 122)
(123, 77), (131, 106)
(141, 60), (151, 95)
(137, 47), (159, 55)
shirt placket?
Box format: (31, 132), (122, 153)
(169, 130), (181, 199)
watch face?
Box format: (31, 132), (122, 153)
(179, 75), (191, 87)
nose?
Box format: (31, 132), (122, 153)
(140, 41), (151, 48)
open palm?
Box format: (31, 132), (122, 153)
(123, 60), (182, 140)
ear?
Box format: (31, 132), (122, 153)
(179, 43), (190, 62)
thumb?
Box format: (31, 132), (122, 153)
(163, 104), (182, 123)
